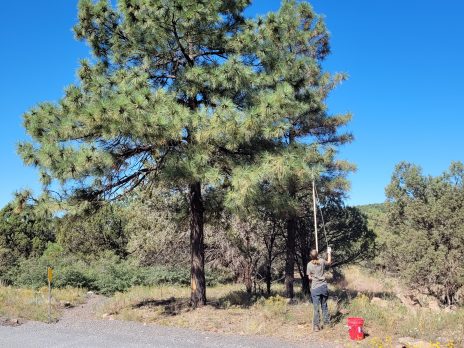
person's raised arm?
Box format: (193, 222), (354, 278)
(326, 247), (332, 266)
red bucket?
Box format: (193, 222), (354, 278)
(347, 317), (365, 340)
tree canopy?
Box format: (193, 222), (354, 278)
(380, 162), (464, 305)
(17, 0), (353, 304)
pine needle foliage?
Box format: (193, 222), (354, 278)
(18, 0), (353, 304)
(224, 1), (354, 298)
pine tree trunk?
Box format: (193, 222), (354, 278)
(300, 230), (310, 295)
(189, 181), (206, 307)
(285, 132), (297, 299)
(302, 263), (310, 295)
(244, 263), (252, 294)
(266, 262), (272, 295)
(285, 217), (297, 299)
(244, 233), (253, 294)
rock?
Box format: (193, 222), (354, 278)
(371, 297), (389, 308)
(397, 337), (434, 348)
(0, 317), (22, 327)
(87, 291), (95, 296)
(428, 299), (441, 312)
(60, 300), (72, 308)
(444, 305), (457, 313)
(286, 298), (297, 305)
(102, 313), (109, 318)
(396, 293), (420, 310)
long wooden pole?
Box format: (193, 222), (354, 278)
(47, 267), (52, 324)
(48, 276), (51, 323)
(312, 180), (318, 252)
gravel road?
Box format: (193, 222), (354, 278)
(0, 295), (337, 348)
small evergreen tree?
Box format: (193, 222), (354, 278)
(57, 203), (129, 258)
(0, 194), (55, 284)
(380, 162), (464, 305)
(226, 1), (353, 298)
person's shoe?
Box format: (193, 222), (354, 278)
(313, 325), (320, 332)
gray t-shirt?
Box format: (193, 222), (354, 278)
(307, 259), (327, 290)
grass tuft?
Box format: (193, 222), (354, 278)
(0, 286), (87, 322)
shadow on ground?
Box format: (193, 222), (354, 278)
(127, 272), (397, 324)
(132, 297), (191, 316)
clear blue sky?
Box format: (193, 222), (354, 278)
(1, 1), (463, 209)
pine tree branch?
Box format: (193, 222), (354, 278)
(171, 17), (194, 66)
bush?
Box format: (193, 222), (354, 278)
(12, 243), (234, 295)
(87, 252), (139, 295)
(14, 257), (49, 289)
(54, 264), (94, 289)
(138, 266), (190, 286)
(379, 162), (464, 305)
(13, 244), (93, 289)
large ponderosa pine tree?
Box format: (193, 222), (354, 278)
(19, 0), (258, 306)
(226, 2), (353, 298)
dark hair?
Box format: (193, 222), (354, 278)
(310, 249), (318, 261)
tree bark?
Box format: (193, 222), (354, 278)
(189, 181), (206, 307)
(285, 217), (297, 299)
(264, 221), (277, 295)
(285, 132), (297, 299)
(244, 232), (253, 294)
(266, 262), (272, 295)
(244, 263), (253, 294)
(301, 262), (310, 295)
(299, 222), (310, 295)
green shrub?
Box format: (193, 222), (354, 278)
(14, 257), (48, 289)
(54, 265), (94, 289)
(380, 162), (464, 305)
(206, 268), (235, 286)
(88, 253), (139, 295)
(139, 266), (190, 286)
(12, 244), (234, 294)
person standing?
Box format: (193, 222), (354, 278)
(307, 247), (332, 331)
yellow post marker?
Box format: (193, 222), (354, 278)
(47, 267), (53, 323)
(48, 267), (53, 283)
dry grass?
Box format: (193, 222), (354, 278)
(99, 268), (464, 346)
(3, 266), (462, 346)
(0, 286), (87, 322)
(343, 293), (464, 347)
(330, 267), (464, 347)
(336, 265), (396, 294)
(99, 284), (339, 343)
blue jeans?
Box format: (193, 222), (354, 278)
(311, 284), (330, 327)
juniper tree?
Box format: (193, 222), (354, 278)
(226, 1), (353, 298)
(57, 203), (129, 258)
(0, 193), (55, 284)
(380, 162), (464, 305)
